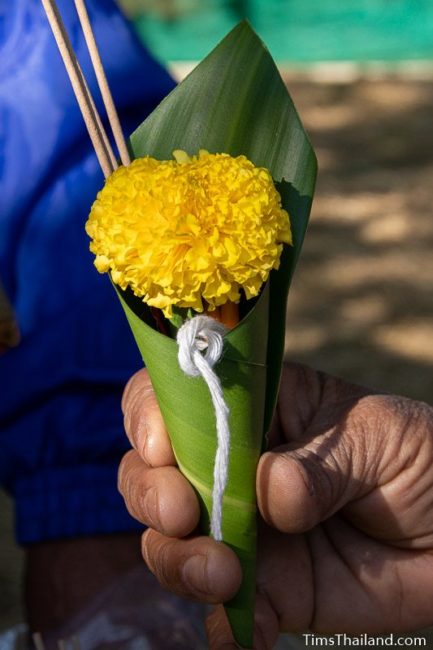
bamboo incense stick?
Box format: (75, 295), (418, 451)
(40, 0), (116, 178)
(86, 78), (118, 170)
(74, 0), (131, 167)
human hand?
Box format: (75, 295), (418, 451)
(119, 364), (433, 648)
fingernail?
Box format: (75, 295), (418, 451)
(181, 555), (209, 595)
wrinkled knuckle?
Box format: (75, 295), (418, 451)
(354, 394), (433, 481)
(270, 450), (341, 531)
(204, 608), (219, 638)
(142, 529), (169, 575)
(121, 368), (150, 414)
(128, 401), (149, 457)
(293, 447), (346, 520)
(117, 449), (138, 496)
(124, 371), (152, 411)
(283, 454), (324, 530)
(124, 388), (158, 460)
(118, 453), (158, 526)
(258, 452), (321, 531)
(130, 481), (158, 527)
(151, 537), (177, 589)
(123, 386), (142, 443)
(140, 484), (160, 529)
(352, 396), (388, 436)
(206, 607), (232, 649)
(141, 529), (157, 570)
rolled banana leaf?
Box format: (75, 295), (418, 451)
(116, 21), (317, 648)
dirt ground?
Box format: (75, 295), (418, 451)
(0, 77), (432, 645)
(284, 76), (433, 403)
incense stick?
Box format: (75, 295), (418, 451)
(40, 0), (116, 178)
(86, 76), (118, 170)
(74, 0), (131, 167)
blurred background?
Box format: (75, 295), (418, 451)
(1, 0), (432, 646)
(120, 0), (433, 64)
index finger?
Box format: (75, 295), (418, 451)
(122, 368), (176, 467)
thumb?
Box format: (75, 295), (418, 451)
(256, 398), (375, 533)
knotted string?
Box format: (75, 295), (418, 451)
(177, 315), (229, 541)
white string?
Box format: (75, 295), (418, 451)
(177, 315), (229, 541)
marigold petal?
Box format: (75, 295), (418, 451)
(86, 151), (292, 318)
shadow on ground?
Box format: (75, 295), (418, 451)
(284, 77), (433, 404)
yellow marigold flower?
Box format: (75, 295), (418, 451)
(85, 150), (292, 318)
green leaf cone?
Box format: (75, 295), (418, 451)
(114, 21), (317, 648)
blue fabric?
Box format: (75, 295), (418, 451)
(0, 0), (175, 544)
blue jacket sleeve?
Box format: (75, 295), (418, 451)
(0, 0), (175, 544)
